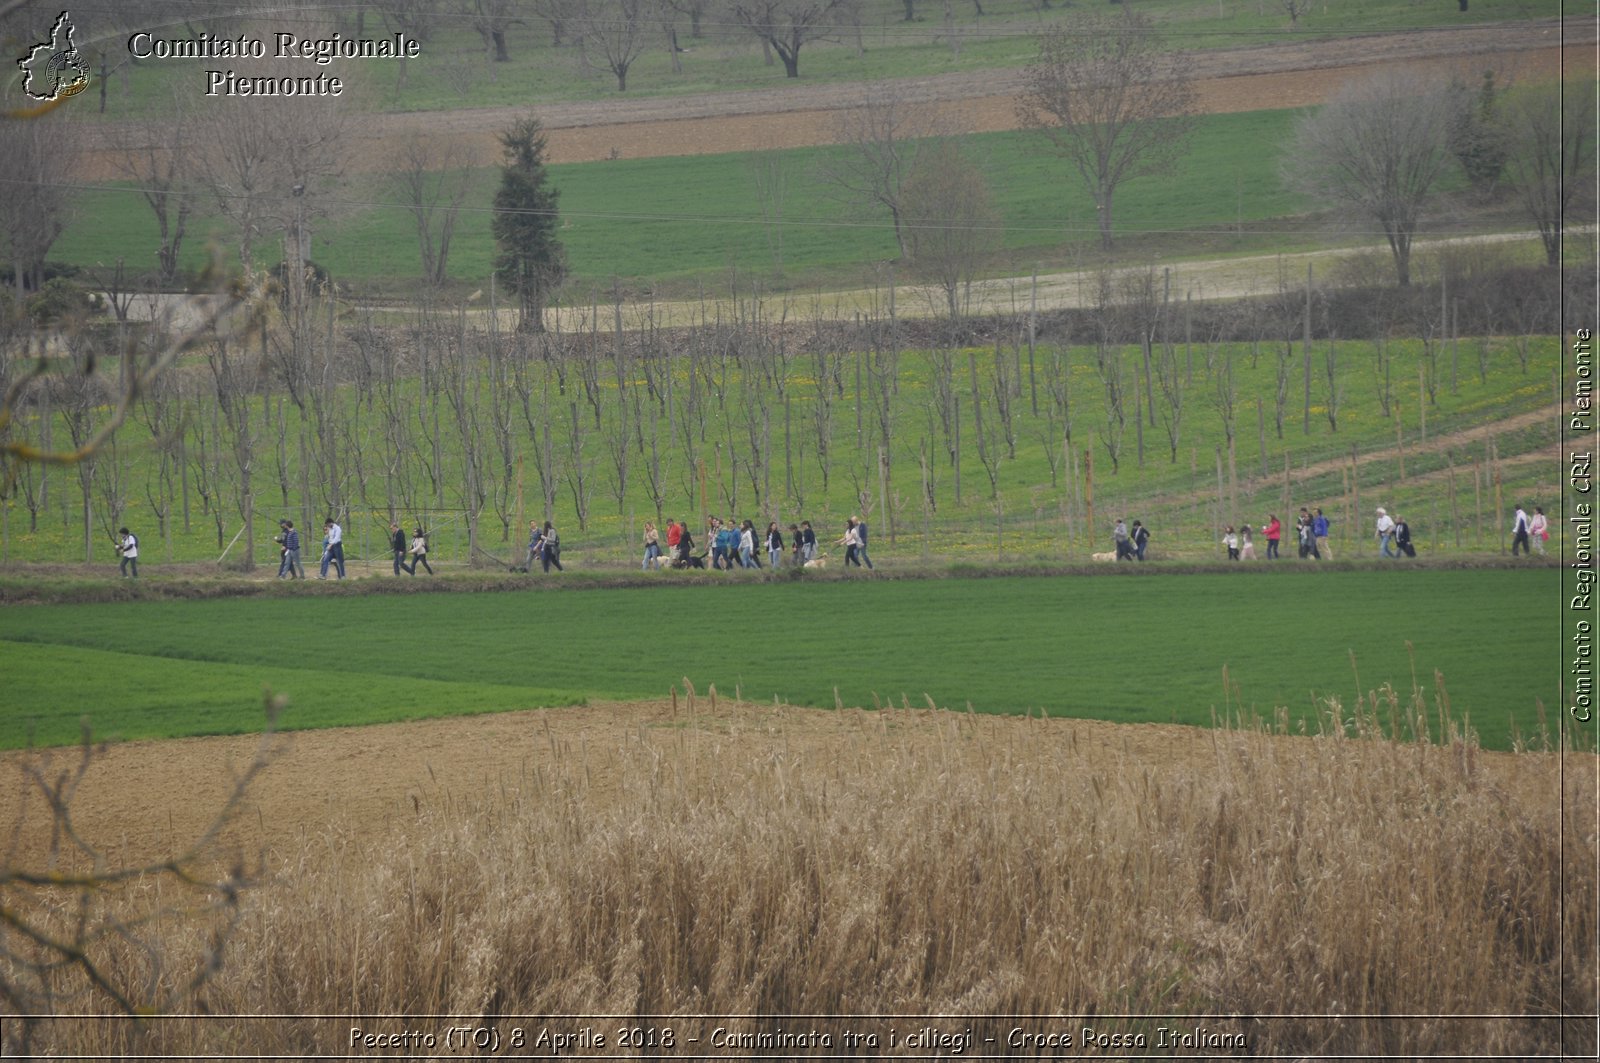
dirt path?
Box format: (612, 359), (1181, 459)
(1164, 401), (1565, 513)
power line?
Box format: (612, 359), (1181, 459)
(0, 174), (1530, 243)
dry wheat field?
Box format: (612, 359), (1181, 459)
(2, 687), (1595, 1059)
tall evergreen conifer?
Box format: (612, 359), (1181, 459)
(492, 117), (565, 332)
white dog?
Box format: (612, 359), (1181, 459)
(1091, 551), (1116, 562)
(804, 554), (829, 569)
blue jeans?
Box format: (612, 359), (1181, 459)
(1381, 534), (1396, 558)
(769, 547), (781, 567)
(643, 542), (661, 569)
(858, 544), (873, 569)
(739, 545), (755, 568)
(321, 543), (345, 578)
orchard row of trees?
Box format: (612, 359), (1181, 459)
(0, 244), (1569, 568)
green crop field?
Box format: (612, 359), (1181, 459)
(0, 568), (1564, 752)
(55, 109), (1321, 293)
(77, 0), (1562, 118)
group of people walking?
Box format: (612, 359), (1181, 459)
(1111, 518), (1151, 561)
(389, 522), (434, 575)
(272, 517), (428, 579)
(109, 497), (1557, 579)
(1372, 508), (1417, 559)
(641, 516), (875, 570)
(1220, 508), (1333, 561)
(518, 520), (563, 573)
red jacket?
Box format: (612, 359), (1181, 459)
(1263, 518), (1281, 541)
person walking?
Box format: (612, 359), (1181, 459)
(800, 520), (817, 562)
(540, 521), (563, 572)
(1131, 520), (1150, 561)
(838, 517), (862, 567)
(320, 518), (345, 579)
(738, 520), (757, 569)
(519, 520), (544, 573)
(1376, 508), (1397, 558)
(1393, 514), (1416, 558)
(706, 518), (726, 569)
(1239, 524), (1257, 561)
(1113, 518), (1132, 561)
(389, 522), (409, 575)
(1529, 506), (1549, 555)
(1510, 505), (1531, 556)
(1222, 526), (1239, 561)
(1262, 514), (1282, 560)
(674, 522), (695, 568)
(404, 527), (433, 574)
(642, 521), (661, 570)
(665, 517), (681, 561)
(855, 515), (875, 569)
(1295, 509), (1320, 560)
(1313, 508), (1332, 560)
(274, 522), (291, 578)
(767, 521), (784, 568)
(279, 520), (303, 579)
(116, 527), (139, 578)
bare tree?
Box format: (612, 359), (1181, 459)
(576, 0), (649, 90)
(390, 134), (478, 288)
(375, 0), (439, 87)
(0, 118), (76, 301)
(206, 334), (262, 569)
(728, 0), (859, 78)
(0, 709), (281, 1057)
(110, 92), (196, 285)
(819, 89), (939, 258)
(199, 64), (347, 279)
(1284, 68), (1457, 287)
(469, 0), (520, 61)
(1018, 12), (1196, 251)
(900, 139), (999, 320)
(667, 0), (710, 37)
(750, 150), (792, 274)
(1503, 81), (1595, 267)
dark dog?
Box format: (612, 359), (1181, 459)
(672, 553), (707, 570)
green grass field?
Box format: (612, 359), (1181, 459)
(76, 0), (1561, 117)
(0, 568), (1562, 752)
(56, 109), (1319, 293)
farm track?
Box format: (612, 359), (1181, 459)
(1162, 401), (1565, 511)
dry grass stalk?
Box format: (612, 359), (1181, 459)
(8, 685), (1594, 1058)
